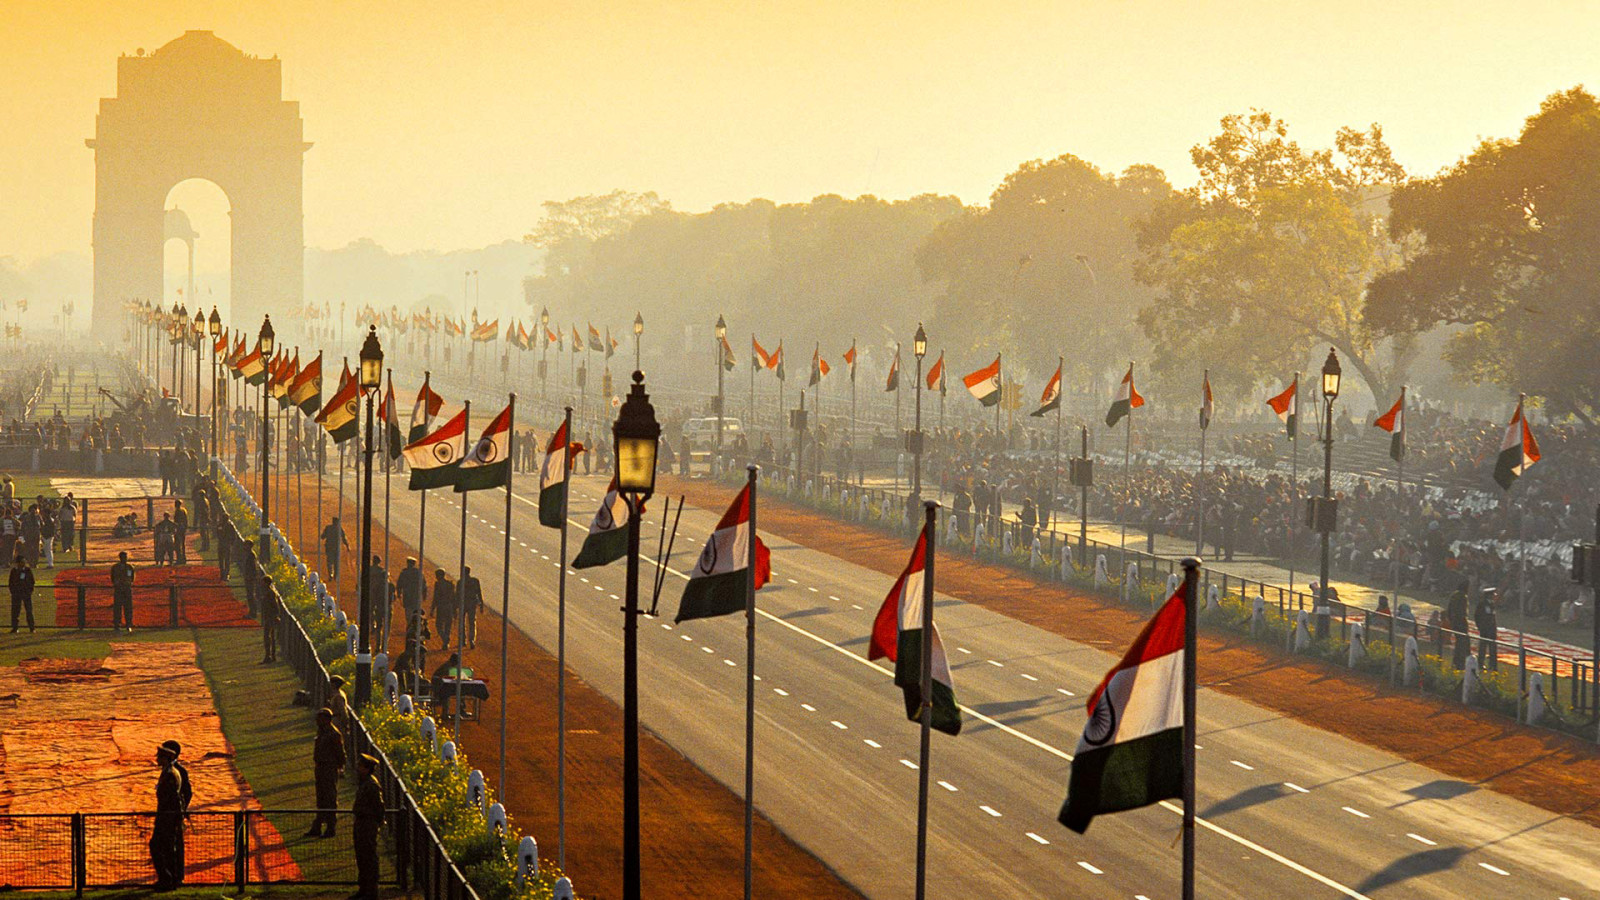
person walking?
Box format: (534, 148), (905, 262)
(8, 555), (35, 633)
(153, 512), (176, 566)
(150, 740), (184, 890)
(367, 554), (390, 649)
(38, 500), (55, 569)
(1447, 582), (1471, 670)
(397, 557), (424, 645)
(322, 517), (351, 581)
(58, 495), (76, 557)
(260, 573), (279, 663)
(172, 500), (189, 564)
(352, 753), (384, 900)
(307, 708), (343, 838)
(239, 539), (260, 617)
(460, 564), (483, 650)
(111, 551), (136, 633)
(1475, 588), (1501, 672)
(20, 503), (40, 567)
(431, 569), (457, 650)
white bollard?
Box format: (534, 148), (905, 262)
(1462, 655), (1480, 705)
(1527, 672), (1547, 724)
(345, 624), (358, 656)
(440, 739), (458, 764)
(1002, 529), (1014, 556)
(421, 715), (437, 751)
(1124, 562), (1140, 602)
(1030, 536), (1042, 568)
(1166, 573), (1181, 597)
(553, 877), (575, 900)
(335, 610), (348, 631)
(398, 693), (414, 715)
(468, 769), (486, 810)
(1251, 596), (1265, 636)
(1206, 583), (1221, 612)
(1347, 623), (1366, 668)
(1403, 636), (1420, 686)
(486, 802), (507, 834)
(517, 836), (539, 886)
(1094, 554), (1109, 586)
(1293, 611), (1311, 653)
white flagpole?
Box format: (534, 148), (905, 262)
(743, 464), (759, 900)
(384, 370), (393, 651)
(499, 394), (516, 794)
(1119, 362), (1132, 590)
(1289, 372), (1300, 610)
(557, 405), (572, 871)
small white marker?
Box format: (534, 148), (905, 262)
(701, 646), (714, 654)
(957, 647), (972, 654)
(1284, 782), (1309, 794)
(851, 604), (863, 610)
(978, 805), (1000, 817)
(1026, 832), (1050, 845)
(863, 739), (881, 748)
(1341, 807), (1370, 819)
(681, 635), (693, 641)
(723, 659), (736, 667)
(1478, 863), (1509, 876)
(1406, 833), (1436, 846)
(831, 720), (848, 730)
(901, 759), (919, 770)
(1021, 673), (1038, 682)
(987, 660), (1004, 667)
(661, 623), (673, 630)
(937, 781), (958, 792)
(773, 688), (789, 696)
(1057, 688), (1076, 696)
(1077, 861), (1102, 875)
(1230, 760), (1254, 771)
(801, 703), (816, 712)
(829, 596), (842, 602)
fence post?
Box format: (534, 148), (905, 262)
(147, 496), (155, 530)
(77, 584), (87, 631)
(72, 812), (85, 897)
(235, 809), (248, 890)
(169, 584), (180, 627)
(79, 499), (88, 563)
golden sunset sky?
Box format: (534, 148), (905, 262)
(4, 0), (1598, 263)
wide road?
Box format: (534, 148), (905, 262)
(346, 469), (1600, 899)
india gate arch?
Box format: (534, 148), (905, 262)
(88, 31), (308, 339)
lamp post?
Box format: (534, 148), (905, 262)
(633, 311), (644, 371)
(208, 307), (222, 471)
(540, 307), (551, 403)
(355, 326), (384, 710)
(714, 314), (727, 473)
(911, 324), (927, 507)
(1314, 348), (1341, 641)
(171, 302), (183, 404)
(192, 309), (205, 424)
(258, 315), (275, 562)
(612, 371), (660, 900)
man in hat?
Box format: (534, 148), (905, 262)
(308, 708), (344, 837)
(150, 740), (185, 889)
(110, 551), (136, 633)
(163, 739), (193, 883)
(431, 569), (457, 651)
(460, 564), (483, 650)
(8, 554), (35, 633)
(352, 753), (385, 900)
(1475, 587), (1501, 671)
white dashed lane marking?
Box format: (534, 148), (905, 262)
(1020, 673), (1038, 682)
(987, 660), (1004, 668)
(900, 759), (919, 770)
(1478, 863), (1509, 876)
(773, 688), (789, 696)
(863, 739), (881, 749)
(800, 704), (816, 712)
(1341, 807), (1370, 819)
(1026, 832), (1049, 845)
(1230, 760), (1254, 771)
(979, 805), (1000, 817)
(1406, 833), (1436, 846)
(1057, 688), (1075, 697)
(1284, 783), (1309, 794)
(937, 781), (958, 792)
(1077, 861), (1102, 875)
(831, 720), (848, 730)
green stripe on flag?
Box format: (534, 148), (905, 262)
(408, 463), (459, 490)
(675, 568), (747, 622)
(572, 525), (628, 569)
(1058, 727), (1184, 834)
(454, 459), (509, 493)
(538, 482), (567, 529)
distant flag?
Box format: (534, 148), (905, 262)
(288, 352), (324, 415)
(1200, 372), (1214, 431)
(1105, 363), (1144, 428)
(538, 420), (582, 529)
(867, 523), (960, 735)
(1372, 387), (1405, 462)
(674, 482), (772, 622)
(963, 356), (1002, 407)
(572, 476), (635, 569)
(403, 408), (467, 490)
(470, 319), (499, 342)
(455, 404), (513, 492)
(273, 352), (299, 407)
(809, 343), (828, 387)
(772, 341), (785, 382)
(753, 336), (773, 369)
(239, 344), (267, 385)
(925, 352), (943, 391)
(572, 326), (582, 352)
(409, 376), (444, 442)
(720, 335), (736, 371)
(1030, 363), (1062, 418)
(314, 363), (361, 443)
(885, 346), (900, 392)
(213, 332), (229, 355)
(587, 324), (604, 352)
(843, 341), (857, 381)
(607, 329), (618, 358)
(545, 327), (559, 345)
(1059, 581), (1187, 833)
(1266, 376), (1299, 438)
(379, 379), (403, 460)
(1493, 396), (1540, 491)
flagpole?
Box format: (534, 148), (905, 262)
(1180, 556), (1200, 900)
(417, 373), (431, 622)
(455, 400), (471, 737)
(914, 499), (938, 900)
(850, 339), (857, 483)
(743, 464), (759, 900)
(1196, 369), (1208, 557)
(557, 405), (572, 872)
(749, 334), (756, 447)
(384, 369), (393, 653)
(894, 344), (902, 497)
(1289, 372), (1300, 608)
(499, 394), (516, 795)
(1119, 361), (1132, 588)
(994, 353), (1003, 449)
(1392, 387), (1404, 663)
(1055, 355), (1063, 533)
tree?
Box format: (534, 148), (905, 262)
(916, 155), (1170, 391)
(524, 190), (670, 279)
(1135, 111), (1410, 404)
(1367, 87), (1600, 428)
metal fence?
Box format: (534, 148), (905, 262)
(746, 463), (1600, 727)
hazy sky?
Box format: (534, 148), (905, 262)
(4, 0), (1598, 264)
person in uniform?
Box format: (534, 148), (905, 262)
(460, 565), (483, 650)
(430, 569), (457, 650)
(367, 554), (390, 648)
(8, 554), (35, 633)
(110, 551), (136, 633)
(308, 708), (344, 838)
(261, 573), (279, 663)
(150, 741), (184, 889)
(163, 740), (193, 884)
(397, 557), (424, 647)
(1475, 587), (1501, 671)
(352, 753), (385, 900)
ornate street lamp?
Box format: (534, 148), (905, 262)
(171, 301), (184, 402)
(192, 309), (205, 421)
(911, 323), (928, 509)
(257, 314), (275, 561)
(539, 307), (551, 400)
(1314, 347), (1342, 640)
(356, 325), (384, 709)
(714, 314), (728, 471)
(633, 311), (644, 371)
(208, 307), (222, 472)
(612, 370), (659, 900)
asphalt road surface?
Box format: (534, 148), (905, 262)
(351, 470), (1600, 899)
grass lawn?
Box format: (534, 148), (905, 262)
(1, 473), (60, 500)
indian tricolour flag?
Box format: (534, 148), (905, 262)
(1059, 585), (1186, 833)
(1267, 376), (1299, 438)
(454, 403), (513, 493)
(1493, 396), (1540, 491)
(314, 364), (360, 444)
(410, 376), (444, 442)
(1105, 363), (1144, 427)
(868, 524), (961, 735)
(538, 420), (579, 529)
(674, 483), (772, 622)
(1373, 387), (1405, 462)
(571, 477), (633, 569)
(963, 356), (1001, 407)
(1030, 363), (1062, 418)
(238, 344), (266, 384)
(404, 408), (467, 490)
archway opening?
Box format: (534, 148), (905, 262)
(162, 178), (232, 319)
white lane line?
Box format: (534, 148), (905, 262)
(800, 704), (816, 712)
(978, 805), (1000, 817)
(957, 647), (971, 654)
(1057, 688), (1075, 696)
(863, 739), (881, 749)
(1230, 760), (1255, 771)
(1026, 832), (1049, 845)
(987, 660), (1004, 668)
(851, 604), (863, 610)
(937, 781), (958, 792)
(773, 688), (789, 697)
(1341, 807), (1370, 819)
(702, 646), (714, 653)
(609, 593), (619, 600)
(1478, 863), (1509, 876)
(1406, 833), (1436, 846)
(723, 659), (737, 667)
(504, 488), (1377, 900)
(831, 720), (848, 730)
(900, 759), (919, 770)
(829, 596), (842, 602)
(1284, 782), (1309, 794)
(786, 578), (799, 584)
(808, 586), (819, 593)
(661, 623), (673, 630)
(1077, 861), (1102, 875)
(681, 635), (693, 642)
(1021, 673), (1038, 682)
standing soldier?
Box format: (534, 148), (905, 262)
(260, 573), (279, 663)
(460, 564), (483, 650)
(239, 539), (259, 617)
(216, 511), (234, 580)
(58, 493), (77, 558)
(150, 740), (184, 889)
(430, 569), (457, 651)
(366, 554), (390, 649)
(172, 499), (189, 565)
(162, 740), (193, 885)
(352, 753), (384, 900)
(8, 555), (35, 633)
(397, 557), (424, 647)
(307, 708), (343, 838)
(111, 551), (136, 633)
(321, 517), (351, 581)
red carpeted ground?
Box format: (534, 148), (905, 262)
(52, 565), (255, 629)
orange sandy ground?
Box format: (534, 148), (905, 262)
(658, 474), (1600, 832)
(53, 565), (255, 629)
(0, 643), (297, 887)
(278, 473), (863, 900)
